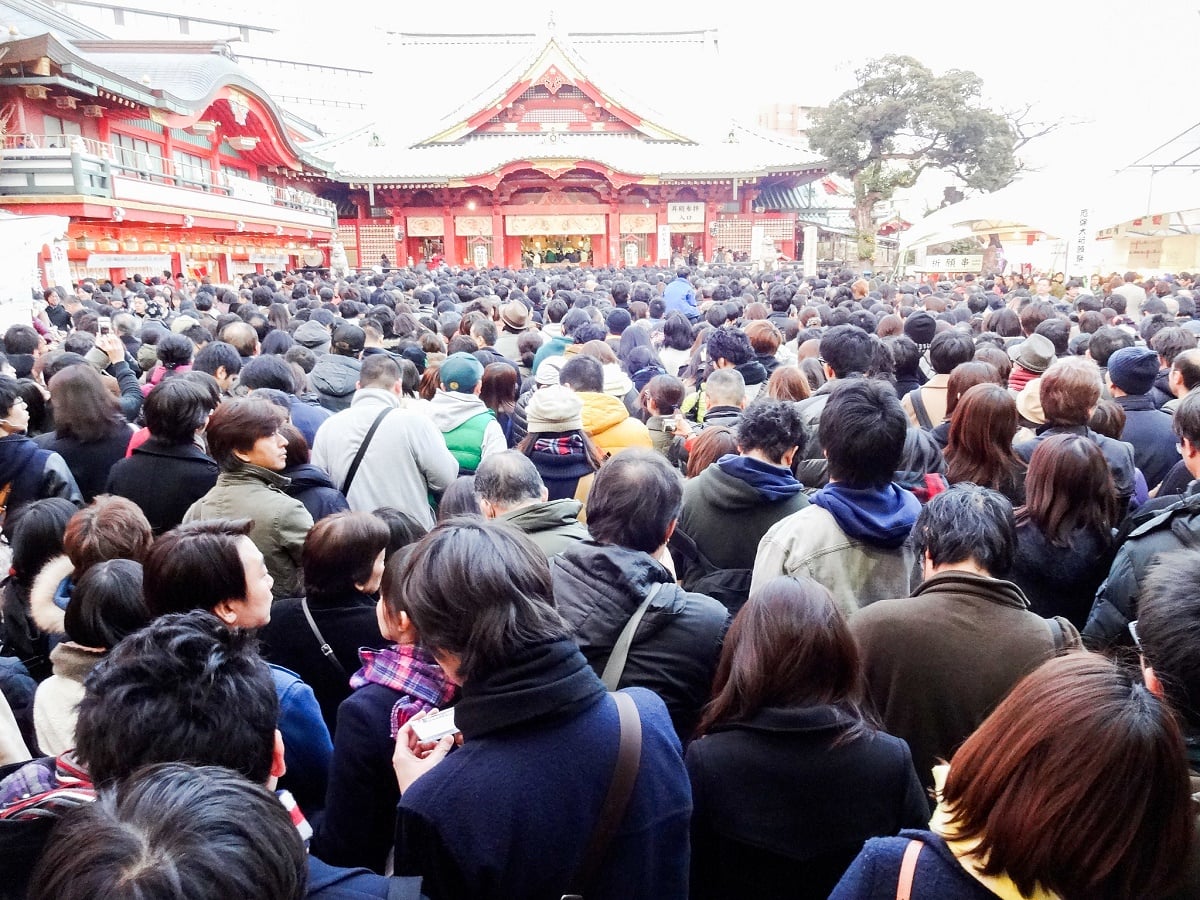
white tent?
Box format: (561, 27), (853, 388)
(0, 212), (69, 332)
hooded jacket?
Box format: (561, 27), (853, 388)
(0, 435), (80, 532)
(428, 391), (506, 474)
(282, 462), (350, 523)
(499, 499), (589, 557)
(751, 482), (920, 617)
(680, 456), (808, 573)
(552, 541), (729, 740)
(578, 392), (653, 458)
(850, 571), (1080, 790)
(310, 354), (362, 413)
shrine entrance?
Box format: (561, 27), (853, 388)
(520, 235), (592, 266)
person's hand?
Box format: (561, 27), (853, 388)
(95, 333), (124, 365)
(392, 709), (455, 794)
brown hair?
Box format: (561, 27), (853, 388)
(1016, 434), (1118, 547)
(686, 426), (738, 478)
(1039, 358), (1101, 426)
(744, 320), (782, 356)
(972, 345), (1011, 381)
(204, 399), (286, 471)
(945, 360), (1001, 419)
(945, 384), (1025, 492)
(64, 496), (153, 576)
(418, 364), (440, 401)
(479, 363), (519, 418)
(641, 374), (685, 416)
(579, 339), (618, 365)
(765, 366), (811, 402)
(942, 653), (1193, 900)
(696, 576), (870, 738)
(302, 511), (390, 603)
(280, 423), (309, 469)
(47, 365), (127, 443)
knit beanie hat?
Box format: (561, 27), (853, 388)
(1107, 346), (1159, 395)
(526, 384), (583, 434)
(903, 312), (937, 348)
(535, 355), (566, 388)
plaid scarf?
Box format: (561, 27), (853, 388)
(0, 752), (92, 820)
(532, 433), (585, 457)
(350, 644), (457, 738)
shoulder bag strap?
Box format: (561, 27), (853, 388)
(599, 583), (664, 692)
(907, 387), (934, 430)
(896, 838), (924, 900)
(1047, 616), (1067, 653)
(301, 597), (347, 678)
(561, 691), (642, 900)
(341, 407), (392, 496)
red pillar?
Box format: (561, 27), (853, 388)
(602, 207), (618, 268)
(441, 209), (458, 266)
(491, 206), (504, 267)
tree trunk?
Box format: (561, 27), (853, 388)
(850, 181), (879, 271)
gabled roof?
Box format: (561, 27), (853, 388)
(418, 27), (691, 145)
(319, 28), (824, 184)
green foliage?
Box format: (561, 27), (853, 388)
(808, 55), (1020, 261)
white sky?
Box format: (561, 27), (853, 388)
(94, 0), (1200, 197)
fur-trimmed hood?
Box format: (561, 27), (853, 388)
(30, 554), (73, 636)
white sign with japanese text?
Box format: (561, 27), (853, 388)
(667, 202), (705, 225)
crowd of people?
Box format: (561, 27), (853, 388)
(0, 260), (1198, 898)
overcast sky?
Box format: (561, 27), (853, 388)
(273, 0), (1195, 177)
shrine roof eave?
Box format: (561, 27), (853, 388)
(2, 34), (331, 172)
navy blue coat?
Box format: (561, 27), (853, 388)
(830, 830), (999, 899)
(1116, 393), (1180, 491)
(394, 677), (690, 900)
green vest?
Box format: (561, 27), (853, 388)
(443, 410), (495, 475)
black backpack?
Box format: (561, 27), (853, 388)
(669, 528), (753, 617)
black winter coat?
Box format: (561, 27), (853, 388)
(552, 541), (729, 741)
(1115, 393), (1180, 490)
(259, 592), (388, 732)
(686, 705), (929, 900)
(282, 463), (349, 523)
(105, 438), (218, 534)
(1008, 522), (1114, 629)
(38, 427), (131, 503)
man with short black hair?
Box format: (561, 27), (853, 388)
(552, 449), (728, 741)
(676, 399), (809, 614)
(900, 329), (974, 429)
(851, 485), (1081, 789)
(239, 355), (331, 446)
(793, 324), (876, 487)
(752, 378), (920, 613)
(475, 450), (588, 557)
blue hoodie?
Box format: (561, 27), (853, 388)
(716, 454), (802, 502)
(811, 482), (920, 549)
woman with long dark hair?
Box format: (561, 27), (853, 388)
(688, 576), (928, 900)
(41, 365), (133, 503)
(944, 383), (1027, 505)
(1008, 434), (1118, 626)
(929, 361), (1001, 448)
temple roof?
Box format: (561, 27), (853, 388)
(320, 27), (824, 183)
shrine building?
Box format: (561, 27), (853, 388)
(315, 26), (828, 270)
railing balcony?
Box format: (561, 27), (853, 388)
(0, 134), (336, 230)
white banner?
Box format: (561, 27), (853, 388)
(913, 254), (984, 273)
(250, 253), (290, 266)
(657, 225), (671, 262)
(1066, 208), (1091, 278)
(667, 202), (704, 225)
(49, 241), (71, 288)
(86, 253), (171, 268)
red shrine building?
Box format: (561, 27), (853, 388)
(0, 9), (831, 282)
(317, 27), (827, 270)
(0, 10), (336, 285)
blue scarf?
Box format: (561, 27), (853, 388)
(716, 454), (802, 502)
(811, 482), (920, 549)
